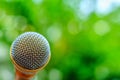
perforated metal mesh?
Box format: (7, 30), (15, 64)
(11, 32), (50, 70)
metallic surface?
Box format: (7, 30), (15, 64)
(10, 32), (50, 70)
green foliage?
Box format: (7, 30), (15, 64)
(0, 0), (120, 80)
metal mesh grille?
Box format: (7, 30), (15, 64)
(11, 32), (50, 70)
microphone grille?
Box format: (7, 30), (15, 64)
(11, 32), (50, 70)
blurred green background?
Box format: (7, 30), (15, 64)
(0, 0), (120, 80)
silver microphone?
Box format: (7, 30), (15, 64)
(10, 32), (51, 80)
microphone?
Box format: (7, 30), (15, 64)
(10, 32), (51, 80)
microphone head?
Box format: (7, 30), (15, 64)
(10, 32), (50, 71)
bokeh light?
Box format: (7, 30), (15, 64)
(0, 0), (120, 80)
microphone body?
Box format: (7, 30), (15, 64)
(15, 69), (35, 80)
(10, 32), (51, 80)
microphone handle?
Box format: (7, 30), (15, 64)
(15, 69), (35, 80)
